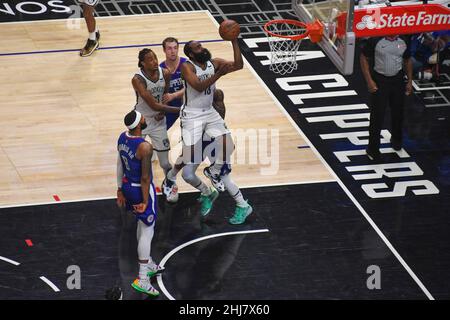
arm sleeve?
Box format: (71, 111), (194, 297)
(117, 153), (124, 189)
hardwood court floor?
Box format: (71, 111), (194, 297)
(0, 12), (332, 207)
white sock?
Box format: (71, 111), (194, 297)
(88, 32), (96, 41)
(139, 262), (148, 280)
(94, 25), (98, 33)
(222, 174), (247, 207)
(147, 258), (156, 269)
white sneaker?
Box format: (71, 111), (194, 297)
(162, 178), (179, 203)
(147, 260), (165, 277)
(131, 278), (159, 296)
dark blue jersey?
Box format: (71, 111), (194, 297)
(117, 132), (151, 184)
(160, 57), (187, 108)
(160, 57), (186, 129)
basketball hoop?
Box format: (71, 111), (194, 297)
(263, 19), (323, 75)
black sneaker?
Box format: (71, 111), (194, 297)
(366, 148), (381, 162)
(80, 39), (99, 57)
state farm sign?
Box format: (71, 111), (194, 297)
(353, 4), (450, 37)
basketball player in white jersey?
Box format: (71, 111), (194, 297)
(132, 48), (181, 203)
(77, 0), (100, 57)
(166, 40), (253, 224)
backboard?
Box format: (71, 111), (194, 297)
(292, 0), (355, 75)
(292, 0), (450, 75)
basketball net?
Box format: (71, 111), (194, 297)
(264, 19), (323, 75)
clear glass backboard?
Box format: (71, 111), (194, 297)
(292, 0), (355, 75)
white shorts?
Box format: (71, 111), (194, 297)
(141, 123), (170, 152)
(77, 0), (100, 6)
(181, 108), (230, 146)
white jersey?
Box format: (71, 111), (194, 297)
(182, 60), (215, 116)
(134, 67), (165, 123)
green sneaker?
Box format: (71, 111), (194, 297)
(131, 278), (159, 297)
(199, 188), (219, 217)
(229, 203), (253, 225)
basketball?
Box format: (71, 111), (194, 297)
(219, 19), (240, 40)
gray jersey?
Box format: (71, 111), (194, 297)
(134, 67), (166, 125)
(374, 38), (407, 77)
(182, 60), (215, 116)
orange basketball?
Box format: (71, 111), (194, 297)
(219, 20), (240, 40)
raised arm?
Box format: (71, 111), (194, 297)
(132, 75), (180, 113)
(212, 39), (243, 73)
(181, 62), (226, 92)
(181, 62), (223, 92)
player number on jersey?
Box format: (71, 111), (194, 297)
(205, 86), (212, 95)
(121, 156), (131, 171)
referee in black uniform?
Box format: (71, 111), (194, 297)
(360, 35), (413, 161)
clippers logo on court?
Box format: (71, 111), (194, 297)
(354, 4), (450, 37)
(0, 1), (71, 16)
(242, 37), (440, 200)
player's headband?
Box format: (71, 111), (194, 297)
(127, 111), (142, 130)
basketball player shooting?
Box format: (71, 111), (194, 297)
(167, 20), (253, 224)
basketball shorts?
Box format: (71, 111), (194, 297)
(142, 122), (170, 152)
(121, 179), (158, 227)
(181, 108), (230, 146)
(77, 0), (100, 6)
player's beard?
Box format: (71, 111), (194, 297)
(193, 48), (212, 64)
(140, 121), (148, 131)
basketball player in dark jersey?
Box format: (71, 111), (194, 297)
(159, 37), (187, 130)
(117, 110), (164, 296)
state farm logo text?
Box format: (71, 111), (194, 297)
(356, 11), (450, 30)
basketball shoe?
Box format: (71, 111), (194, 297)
(147, 260), (165, 277)
(131, 278), (159, 297)
(229, 202), (253, 225)
(162, 178), (179, 203)
(80, 32), (100, 57)
(198, 187), (219, 217)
